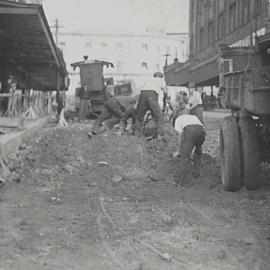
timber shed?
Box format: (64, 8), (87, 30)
(0, 0), (68, 92)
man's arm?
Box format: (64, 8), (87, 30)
(189, 92), (201, 110)
(168, 101), (174, 112)
(161, 80), (167, 94)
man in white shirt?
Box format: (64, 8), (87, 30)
(186, 82), (204, 123)
(134, 72), (166, 137)
(172, 108), (206, 184)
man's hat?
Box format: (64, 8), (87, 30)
(153, 72), (164, 78)
(188, 81), (195, 88)
(7, 75), (16, 84)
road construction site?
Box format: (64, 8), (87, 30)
(0, 112), (269, 270)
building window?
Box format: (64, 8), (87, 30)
(141, 62), (148, 69)
(208, 0), (214, 21)
(208, 21), (214, 44)
(142, 44), (148, 50)
(199, 8), (205, 28)
(101, 42), (108, 48)
(190, 0), (195, 22)
(218, 12), (224, 38)
(255, 0), (263, 16)
(85, 42), (91, 48)
(116, 43), (122, 49)
(242, 0), (250, 25)
(199, 27), (204, 49)
(218, 0), (224, 13)
(229, 2), (236, 32)
(116, 61), (122, 72)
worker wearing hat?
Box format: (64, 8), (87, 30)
(78, 84), (91, 122)
(172, 108), (205, 184)
(89, 95), (137, 136)
(134, 71), (167, 138)
(186, 81), (204, 123)
(169, 91), (188, 127)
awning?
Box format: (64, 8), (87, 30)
(0, 0), (68, 91)
(164, 56), (219, 87)
(164, 61), (191, 86)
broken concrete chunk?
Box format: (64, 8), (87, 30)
(18, 143), (27, 150)
(160, 212), (173, 225)
(148, 171), (159, 181)
(217, 249), (227, 260)
(98, 161), (109, 166)
(112, 174), (123, 183)
(0, 177), (6, 186)
(160, 253), (172, 262)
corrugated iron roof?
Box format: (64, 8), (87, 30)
(0, 0), (68, 91)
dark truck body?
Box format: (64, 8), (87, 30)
(219, 42), (270, 116)
(218, 34), (270, 191)
(71, 60), (114, 114)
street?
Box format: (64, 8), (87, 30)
(0, 112), (270, 270)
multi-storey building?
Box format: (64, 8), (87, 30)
(59, 28), (188, 94)
(165, 0), (268, 87)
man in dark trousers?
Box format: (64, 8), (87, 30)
(89, 95), (137, 137)
(134, 72), (166, 138)
(172, 108), (206, 184)
(169, 91), (188, 127)
(56, 90), (64, 119)
(79, 84), (90, 122)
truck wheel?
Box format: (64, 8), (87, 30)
(220, 116), (241, 191)
(239, 117), (261, 190)
(218, 95), (227, 109)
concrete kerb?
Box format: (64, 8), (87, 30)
(0, 116), (51, 159)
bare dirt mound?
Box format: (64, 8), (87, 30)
(1, 119), (269, 270)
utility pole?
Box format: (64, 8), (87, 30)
(174, 48), (179, 63)
(51, 19), (63, 46)
(164, 53), (171, 67)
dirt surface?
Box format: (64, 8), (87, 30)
(1, 113), (270, 270)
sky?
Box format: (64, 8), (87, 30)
(43, 0), (189, 34)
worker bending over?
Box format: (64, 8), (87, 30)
(78, 84), (91, 122)
(172, 108), (205, 184)
(88, 95), (137, 137)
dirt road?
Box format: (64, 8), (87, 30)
(1, 113), (270, 270)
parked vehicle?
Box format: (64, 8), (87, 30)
(219, 35), (270, 191)
(71, 58), (114, 115)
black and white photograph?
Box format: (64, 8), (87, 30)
(0, 0), (269, 269)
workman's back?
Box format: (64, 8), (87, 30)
(114, 95), (137, 109)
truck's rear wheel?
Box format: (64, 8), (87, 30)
(218, 95), (227, 109)
(239, 117), (261, 190)
(220, 116), (241, 191)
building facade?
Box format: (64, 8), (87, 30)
(58, 29), (188, 94)
(165, 0), (268, 87)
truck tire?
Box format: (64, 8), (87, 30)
(239, 117), (261, 190)
(220, 116), (241, 191)
(218, 95), (227, 109)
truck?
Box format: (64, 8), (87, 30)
(219, 34), (270, 191)
(71, 57), (114, 115)
(163, 0), (270, 192)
